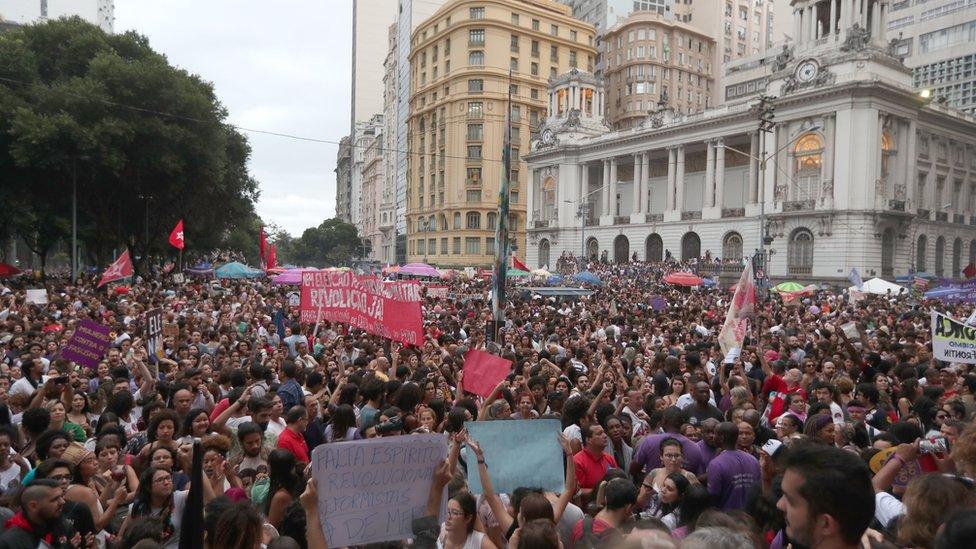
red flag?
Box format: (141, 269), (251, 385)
(462, 349), (513, 397)
(266, 245), (277, 270)
(168, 219), (185, 250)
(965, 263), (976, 279)
(259, 226), (267, 263)
(512, 255), (529, 272)
(97, 250), (134, 288)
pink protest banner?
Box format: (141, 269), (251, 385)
(462, 349), (512, 398)
(300, 271), (423, 346)
(426, 284), (449, 299)
(62, 319), (112, 369)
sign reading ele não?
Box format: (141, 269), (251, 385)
(310, 433), (448, 547)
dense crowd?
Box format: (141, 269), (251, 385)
(0, 257), (973, 549)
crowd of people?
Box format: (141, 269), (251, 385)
(0, 257), (973, 549)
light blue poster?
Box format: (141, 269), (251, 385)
(464, 419), (564, 494)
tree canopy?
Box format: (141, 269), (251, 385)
(0, 17), (261, 273)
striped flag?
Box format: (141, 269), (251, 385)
(718, 262), (756, 355)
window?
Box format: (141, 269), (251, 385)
(570, 30), (577, 41)
(550, 45), (558, 61)
(788, 229), (814, 275)
(511, 190), (519, 203)
(453, 237), (461, 254)
(469, 51), (484, 65)
(468, 78), (483, 92)
(469, 29), (485, 45)
(532, 19), (540, 31)
(467, 167), (482, 184)
(793, 133), (824, 201)
(936, 236), (946, 276)
(467, 124), (483, 140)
(467, 189), (481, 202)
(467, 145), (482, 160)
(487, 212), (497, 229)
(549, 67), (557, 79)
(441, 238), (448, 254)
(511, 12), (519, 25)
(444, 38), (450, 55)
(453, 212), (461, 229)
(722, 232), (743, 259)
(417, 239), (426, 255)
(917, 235), (928, 272)
(551, 24), (559, 36)
(531, 40), (540, 57)
(510, 104), (521, 122)
(510, 35), (519, 52)
(466, 212), (481, 229)
(531, 62), (539, 75)
(467, 101), (483, 119)
(510, 57), (519, 71)
(470, 7), (484, 19)
(465, 238), (481, 255)
(486, 237), (496, 255)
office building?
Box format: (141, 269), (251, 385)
(335, 136), (353, 224)
(0, 0), (114, 32)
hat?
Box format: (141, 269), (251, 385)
(764, 350), (780, 362)
(61, 443), (93, 467)
(760, 439), (784, 459)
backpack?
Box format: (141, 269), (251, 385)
(576, 517), (620, 549)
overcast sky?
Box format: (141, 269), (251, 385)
(115, 1), (351, 236)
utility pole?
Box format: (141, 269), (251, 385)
(71, 158), (77, 282)
(756, 94), (775, 291)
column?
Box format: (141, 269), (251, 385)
(704, 141), (716, 208)
(715, 139), (726, 210)
(879, 3), (887, 42)
(602, 159), (611, 216)
(642, 153), (650, 213)
(871, 0), (881, 41)
(794, 9), (802, 43)
(675, 146), (686, 212)
(609, 158), (618, 217)
(632, 153), (643, 212)
(859, 0), (866, 27)
(666, 147), (677, 211)
(749, 132), (760, 203)
(839, 0), (848, 34)
(829, 0), (837, 38)
(798, 8), (805, 43)
(580, 162), (589, 206)
(812, 3), (819, 39)
(549, 92), (555, 117)
(905, 121), (917, 209)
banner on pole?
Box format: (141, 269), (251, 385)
(310, 433), (448, 547)
(62, 320), (112, 369)
(300, 271), (423, 346)
(146, 308), (164, 358)
(718, 263), (755, 355)
(931, 310), (976, 364)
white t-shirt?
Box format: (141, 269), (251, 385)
(874, 491), (905, 529)
(0, 463), (21, 491)
(9, 378), (36, 399)
(129, 489), (188, 549)
(676, 391), (717, 410)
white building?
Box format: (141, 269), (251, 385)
(350, 0), (397, 132)
(526, 0), (976, 282)
(379, 23), (398, 265)
(0, 0), (114, 32)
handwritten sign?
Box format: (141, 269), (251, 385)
(310, 433), (448, 547)
(300, 272), (423, 346)
(465, 419), (564, 495)
(61, 320), (112, 369)
(146, 308), (163, 358)
(26, 289), (48, 305)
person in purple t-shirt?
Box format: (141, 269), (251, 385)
(630, 407), (705, 482)
(696, 418), (720, 469)
(706, 421), (760, 511)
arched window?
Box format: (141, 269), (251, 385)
(440, 214), (448, 231)
(881, 131), (894, 180)
(793, 133), (823, 201)
(542, 178), (557, 220)
(453, 212), (461, 229)
(586, 237), (599, 261)
(428, 215), (436, 232)
(646, 234), (663, 262)
(466, 212), (481, 229)
(487, 212), (497, 230)
(722, 232), (743, 260)
(881, 229), (895, 277)
(788, 228), (814, 276)
(613, 235), (630, 263)
(917, 235), (927, 273)
(681, 232), (701, 260)
(539, 239), (551, 268)
(953, 237), (962, 278)
(936, 236), (945, 277)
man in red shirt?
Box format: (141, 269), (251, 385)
(277, 406), (310, 464)
(573, 423), (617, 501)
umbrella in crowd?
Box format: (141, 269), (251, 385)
(0, 264), (22, 278)
(399, 263), (440, 278)
(663, 272), (704, 287)
(773, 281), (805, 293)
(572, 271), (602, 285)
(214, 262), (264, 279)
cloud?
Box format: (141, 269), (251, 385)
(114, 0), (351, 236)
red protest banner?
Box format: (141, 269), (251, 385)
(300, 271), (423, 346)
(462, 349), (512, 398)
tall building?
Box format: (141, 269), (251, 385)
(886, 0), (976, 116)
(380, 23), (399, 265)
(350, 0), (398, 133)
(361, 115), (386, 261)
(0, 0), (114, 32)
(526, 0), (976, 283)
(352, 118), (386, 231)
(335, 136), (353, 224)
(394, 0), (449, 264)
(405, 0), (597, 266)
(602, 11), (716, 129)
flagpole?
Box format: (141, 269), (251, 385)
(490, 70), (513, 343)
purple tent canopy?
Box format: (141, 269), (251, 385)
(399, 263), (440, 278)
(271, 268), (317, 285)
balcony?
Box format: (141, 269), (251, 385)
(681, 211), (702, 220)
(783, 200), (815, 212)
(722, 208), (745, 218)
(614, 216), (630, 225)
(888, 200), (906, 212)
(917, 208), (931, 219)
(533, 219), (557, 228)
(788, 266), (813, 276)
(955, 214), (965, 224)
(645, 213), (664, 223)
(936, 211), (949, 222)
(585, 218), (600, 227)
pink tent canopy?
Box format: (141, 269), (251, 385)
(271, 268), (317, 285)
(399, 263), (440, 277)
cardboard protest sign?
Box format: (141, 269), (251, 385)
(26, 289), (47, 304)
(310, 433), (448, 547)
(61, 320), (112, 368)
(464, 419), (564, 495)
(146, 308), (163, 358)
(300, 271), (423, 346)
(931, 310), (976, 364)
(462, 349), (511, 397)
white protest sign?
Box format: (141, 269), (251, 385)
(171, 273), (185, 284)
(840, 321), (859, 340)
(287, 291), (300, 307)
(311, 433), (448, 547)
(724, 347), (741, 364)
(26, 289), (48, 304)
(931, 310), (976, 364)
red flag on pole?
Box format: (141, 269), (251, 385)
(259, 226), (267, 263)
(512, 255), (529, 272)
(266, 245), (277, 270)
(97, 250), (134, 288)
(168, 219), (185, 250)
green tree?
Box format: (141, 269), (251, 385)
(291, 218), (368, 267)
(0, 17), (261, 276)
